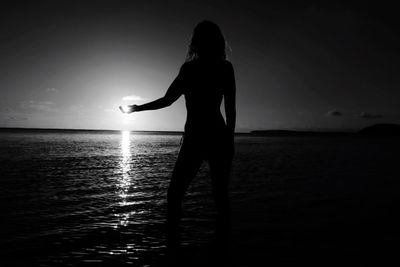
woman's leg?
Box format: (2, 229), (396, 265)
(208, 155), (232, 244)
(167, 145), (202, 248)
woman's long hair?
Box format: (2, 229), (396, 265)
(186, 20), (227, 61)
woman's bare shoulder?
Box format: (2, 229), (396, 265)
(225, 59), (234, 67)
(180, 60), (195, 73)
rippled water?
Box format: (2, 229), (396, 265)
(1, 130), (399, 266)
(1, 131), (187, 265)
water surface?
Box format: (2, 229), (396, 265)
(0, 129), (399, 266)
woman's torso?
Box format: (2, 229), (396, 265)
(181, 58), (231, 140)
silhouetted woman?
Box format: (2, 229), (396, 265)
(120, 20), (236, 249)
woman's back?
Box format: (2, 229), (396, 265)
(181, 58), (234, 138)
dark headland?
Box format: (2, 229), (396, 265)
(250, 123), (400, 137)
(357, 123), (400, 136)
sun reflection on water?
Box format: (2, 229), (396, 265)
(117, 130), (132, 227)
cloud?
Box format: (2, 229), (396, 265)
(0, 107), (15, 113)
(326, 109), (343, 117)
(6, 116), (27, 120)
(0, 107), (28, 121)
(122, 95), (146, 102)
(46, 88), (58, 92)
(19, 100), (57, 112)
(1, 114), (27, 121)
(359, 112), (383, 119)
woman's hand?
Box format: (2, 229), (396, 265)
(119, 105), (140, 114)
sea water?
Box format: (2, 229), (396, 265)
(0, 129), (399, 266)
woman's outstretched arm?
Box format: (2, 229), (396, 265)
(120, 66), (185, 113)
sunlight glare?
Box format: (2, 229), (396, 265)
(116, 130), (132, 228)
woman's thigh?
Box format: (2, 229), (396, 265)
(168, 141), (202, 199)
(208, 154), (231, 195)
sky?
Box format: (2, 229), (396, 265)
(1, 0), (400, 132)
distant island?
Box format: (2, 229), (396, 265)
(357, 123), (400, 136)
(250, 124), (400, 137)
(250, 129), (353, 137)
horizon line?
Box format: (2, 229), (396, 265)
(0, 126), (366, 134)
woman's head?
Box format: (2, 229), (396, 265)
(186, 20), (226, 61)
